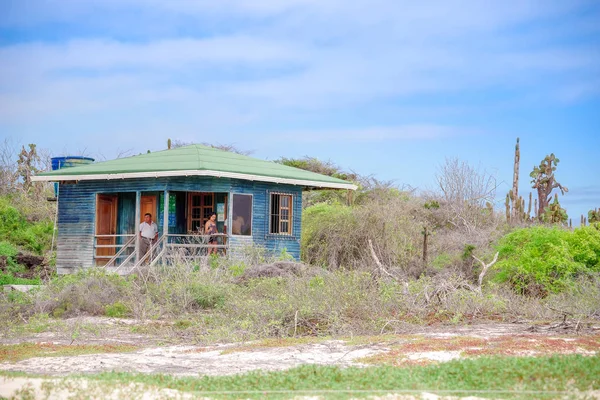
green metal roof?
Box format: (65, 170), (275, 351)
(34, 144), (356, 190)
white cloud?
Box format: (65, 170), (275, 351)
(0, 0), (598, 128)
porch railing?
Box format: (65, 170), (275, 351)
(101, 235), (137, 268)
(93, 234), (136, 266)
(94, 232), (231, 273)
(163, 233), (229, 261)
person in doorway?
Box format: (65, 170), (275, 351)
(205, 212), (219, 255)
(232, 214), (245, 235)
(139, 213), (158, 263)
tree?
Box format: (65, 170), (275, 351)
(276, 156), (356, 181)
(0, 138), (18, 195)
(17, 144), (41, 192)
(435, 157), (498, 233)
(530, 154), (568, 221)
(276, 156), (357, 207)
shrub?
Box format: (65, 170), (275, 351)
(0, 196), (53, 255)
(0, 241), (20, 271)
(0, 240), (19, 258)
(494, 226), (600, 295)
(35, 270), (131, 317)
(105, 301), (130, 318)
(189, 283), (227, 309)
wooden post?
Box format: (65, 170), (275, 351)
(135, 191), (141, 264)
(163, 190), (169, 264)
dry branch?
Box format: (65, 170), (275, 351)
(472, 252), (499, 292)
(368, 239), (395, 279)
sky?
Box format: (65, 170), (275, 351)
(1, 0), (599, 223)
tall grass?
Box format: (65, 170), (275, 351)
(2, 259), (598, 340)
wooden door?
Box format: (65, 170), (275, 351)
(96, 194), (118, 266)
(140, 195), (157, 222)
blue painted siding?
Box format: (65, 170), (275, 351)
(56, 176), (304, 272)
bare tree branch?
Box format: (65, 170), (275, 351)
(473, 252), (499, 292)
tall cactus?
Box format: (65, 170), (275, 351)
(589, 208), (600, 223)
(511, 138), (520, 221)
(544, 193), (568, 224)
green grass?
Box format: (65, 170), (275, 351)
(72, 354), (599, 399)
(0, 343), (138, 362)
(0, 273), (41, 285)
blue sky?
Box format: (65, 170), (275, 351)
(1, 0), (599, 222)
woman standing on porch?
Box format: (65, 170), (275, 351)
(205, 212), (219, 255)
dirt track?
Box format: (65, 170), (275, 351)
(1, 319), (599, 399)
(1, 318), (598, 377)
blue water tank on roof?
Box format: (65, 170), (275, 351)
(51, 156), (95, 196)
(51, 156), (95, 171)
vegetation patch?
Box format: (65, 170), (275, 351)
(67, 354), (600, 399)
(0, 343), (138, 363)
(494, 225), (600, 294)
(358, 335), (600, 366)
(219, 336), (326, 354)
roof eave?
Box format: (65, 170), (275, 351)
(32, 169), (358, 190)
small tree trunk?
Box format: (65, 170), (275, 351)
(422, 226), (429, 264)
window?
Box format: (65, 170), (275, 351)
(270, 193), (293, 235)
(188, 193), (214, 232)
(232, 194), (252, 236)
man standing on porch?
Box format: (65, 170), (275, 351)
(139, 213), (158, 262)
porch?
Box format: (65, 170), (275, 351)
(93, 190), (252, 271)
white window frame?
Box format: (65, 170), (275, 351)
(231, 193), (253, 237)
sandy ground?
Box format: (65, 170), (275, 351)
(2, 319), (577, 377)
(1, 318), (599, 399)
(0, 341), (388, 376)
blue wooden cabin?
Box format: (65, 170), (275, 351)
(33, 145), (356, 274)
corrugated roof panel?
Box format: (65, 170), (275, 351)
(35, 144), (355, 189)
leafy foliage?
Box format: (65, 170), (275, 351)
(0, 196), (53, 255)
(494, 226), (600, 294)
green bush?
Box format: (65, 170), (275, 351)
(189, 283), (227, 309)
(0, 196), (53, 255)
(301, 203), (359, 267)
(494, 226), (600, 295)
(0, 273), (41, 285)
(0, 241), (18, 258)
(105, 301), (130, 318)
(0, 241), (20, 271)
(301, 197), (431, 272)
